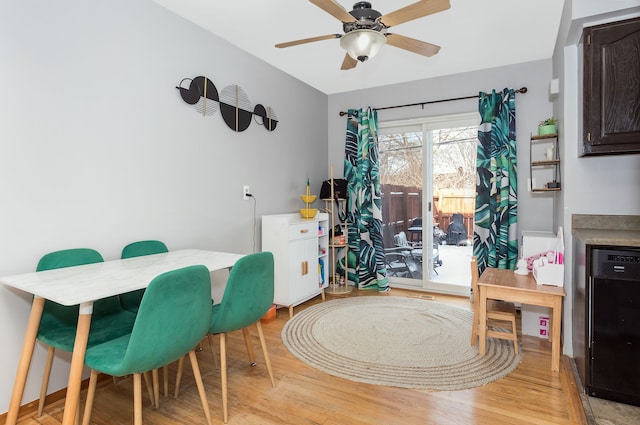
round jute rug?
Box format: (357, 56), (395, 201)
(281, 296), (522, 390)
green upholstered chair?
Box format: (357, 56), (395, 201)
(120, 240), (169, 313)
(120, 240), (171, 402)
(206, 251), (276, 423)
(81, 265), (214, 425)
(35, 248), (137, 417)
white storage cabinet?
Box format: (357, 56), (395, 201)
(262, 212), (328, 317)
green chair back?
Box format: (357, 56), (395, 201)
(36, 248), (105, 325)
(119, 240), (169, 312)
(209, 252), (274, 334)
(121, 240), (169, 259)
(37, 248), (104, 271)
(84, 265), (212, 376)
(36, 248), (136, 351)
(37, 248), (122, 317)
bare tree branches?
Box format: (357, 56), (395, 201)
(379, 126), (477, 193)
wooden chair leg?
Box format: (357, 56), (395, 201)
(255, 321), (276, 387)
(511, 317), (519, 355)
(174, 356), (185, 399)
(75, 398), (80, 425)
(81, 370), (99, 425)
(37, 346), (55, 417)
(142, 372), (154, 408)
(188, 350), (213, 425)
(152, 369), (160, 408)
(207, 334), (219, 369)
(470, 312), (478, 346)
(220, 333), (228, 424)
(163, 365), (169, 397)
(242, 327), (256, 365)
(133, 373), (142, 425)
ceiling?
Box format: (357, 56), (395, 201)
(152, 0), (565, 95)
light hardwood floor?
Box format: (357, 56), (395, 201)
(9, 288), (587, 425)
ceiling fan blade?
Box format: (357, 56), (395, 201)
(340, 53), (358, 70)
(310, 0), (355, 23)
(380, 0), (451, 28)
(275, 34), (341, 48)
(385, 33), (441, 57)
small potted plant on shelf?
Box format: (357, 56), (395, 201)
(538, 117), (557, 136)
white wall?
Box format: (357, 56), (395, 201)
(552, 0), (640, 356)
(0, 0), (328, 411)
(328, 59), (557, 236)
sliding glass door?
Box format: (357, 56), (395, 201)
(378, 113), (478, 295)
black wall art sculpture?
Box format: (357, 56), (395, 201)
(176, 76), (278, 132)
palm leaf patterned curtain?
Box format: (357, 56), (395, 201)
(342, 107), (389, 292)
(473, 88), (518, 274)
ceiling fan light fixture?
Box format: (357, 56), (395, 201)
(340, 29), (386, 62)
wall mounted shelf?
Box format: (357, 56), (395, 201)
(530, 133), (561, 192)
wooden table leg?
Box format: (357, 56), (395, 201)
(62, 302), (93, 425)
(242, 328), (256, 365)
(551, 297), (562, 372)
(6, 297), (45, 425)
(478, 287), (488, 355)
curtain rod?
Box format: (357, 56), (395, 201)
(338, 86), (527, 117)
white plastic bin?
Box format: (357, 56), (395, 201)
(521, 304), (550, 339)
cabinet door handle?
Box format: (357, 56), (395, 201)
(588, 276), (592, 349)
(300, 229), (309, 234)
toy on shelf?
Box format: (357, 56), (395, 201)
(300, 178), (317, 219)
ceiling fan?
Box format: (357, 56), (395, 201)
(275, 0), (451, 70)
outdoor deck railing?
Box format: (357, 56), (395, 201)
(381, 184), (474, 244)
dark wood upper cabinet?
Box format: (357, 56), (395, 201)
(583, 17), (640, 156)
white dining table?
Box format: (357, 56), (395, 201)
(1, 249), (244, 425)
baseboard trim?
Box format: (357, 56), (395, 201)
(0, 373), (112, 423)
(562, 356), (593, 425)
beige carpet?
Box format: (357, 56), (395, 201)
(282, 296), (522, 390)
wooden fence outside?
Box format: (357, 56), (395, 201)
(380, 184), (475, 243)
